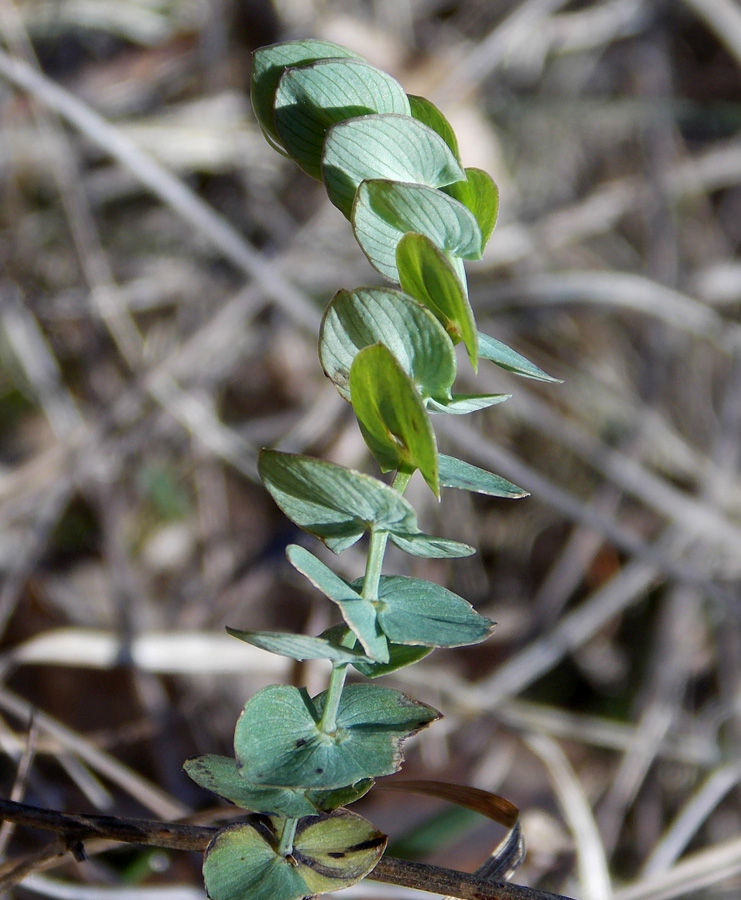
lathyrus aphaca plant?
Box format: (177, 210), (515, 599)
(184, 40), (559, 900)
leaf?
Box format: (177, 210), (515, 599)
(274, 59), (410, 179)
(438, 454), (528, 498)
(286, 545), (388, 662)
(352, 642), (432, 677)
(250, 40), (361, 148)
(258, 450), (419, 553)
(293, 809), (387, 894)
(427, 393), (510, 414)
(322, 114), (465, 218)
(352, 179), (482, 283)
(183, 755), (318, 817)
(478, 332), (561, 383)
(442, 168), (499, 248)
(235, 683), (439, 789)
(226, 628), (372, 665)
(319, 287), (456, 402)
(350, 344), (439, 496)
(203, 821), (309, 900)
(407, 94), (460, 161)
(396, 232), (478, 369)
(350, 575), (494, 648)
(388, 532), (475, 558)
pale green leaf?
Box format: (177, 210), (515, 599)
(442, 168), (499, 247)
(226, 627), (372, 665)
(203, 821), (308, 900)
(250, 40), (360, 147)
(427, 392), (510, 414)
(407, 94), (460, 160)
(478, 332), (561, 383)
(322, 114), (465, 217)
(396, 232), (478, 368)
(235, 684), (439, 789)
(350, 344), (439, 496)
(352, 179), (482, 283)
(258, 450), (419, 553)
(275, 59), (410, 179)
(350, 575), (493, 648)
(286, 544), (388, 662)
(438, 454), (528, 498)
(319, 287), (456, 402)
(388, 532), (475, 558)
(294, 810), (387, 894)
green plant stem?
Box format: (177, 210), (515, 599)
(319, 469), (413, 735)
(276, 816), (298, 857)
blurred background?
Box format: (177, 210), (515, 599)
(1, 1), (741, 898)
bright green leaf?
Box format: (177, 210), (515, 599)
(235, 683), (439, 789)
(478, 332), (561, 383)
(350, 344), (439, 496)
(350, 575), (494, 648)
(203, 821), (309, 900)
(226, 627), (372, 665)
(293, 809), (387, 894)
(250, 40), (360, 148)
(407, 94), (460, 161)
(427, 392), (510, 414)
(442, 168), (499, 248)
(388, 532), (475, 558)
(183, 755), (318, 817)
(274, 59), (410, 179)
(438, 454), (528, 498)
(322, 114), (465, 217)
(258, 450), (419, 553)
(396, 232), (478, 368)
(286, 544), (388, 662)
(352, 179), (482, 283)
(319, 287), (456, 402)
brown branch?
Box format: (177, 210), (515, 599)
(0, 798), (575, 900)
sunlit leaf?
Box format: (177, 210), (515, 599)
(396, 232), (478, 368)
(352, 179), (482, 283)
(251, 40), (361, 147)
(275, 59), (410, 178)
(286, 544), (388, 662)
(319, 287), (456, 402)
(438, 454), (528, 498)
(478, 332), (561, 383)
(427, 393), (510, 414)
(322, 114), (465, 217)
(350, 344), (439, 495)
(235, 683), (439, 789)
(442, 168), (499, 248)
(258, 450), (419, 553)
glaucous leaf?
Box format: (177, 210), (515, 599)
(350, 575), (494, 648)
(322, 114), (465, 217)
(319, 287), (456, 402)
(275, 59), (410, 179)
(286, 544), (388, 662)
(352, 642), (432, 677)
(350, 344), (439, 496)
(352, 179), (482, 283)
(407, 94), (460, 160)
(438, 454), (529, 498)
(251, 40), (360, 148)
(258, 450), (419, 553)
(203, 822), (308, 900)
(478, 332), (561, 382)
(293, 809), (387, 894)
(183, 755), (318, 817)
(388, 532), (475, 558)
(427, 392), (511, 414)
(442, 168), (499, 248)
(235, 683), (439, 789)
(396, 232), (478, 368)
(226, 628), (372, 665)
